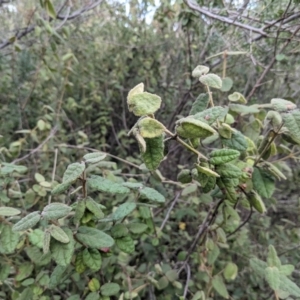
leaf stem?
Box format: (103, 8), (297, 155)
(206, 85), (214, 107)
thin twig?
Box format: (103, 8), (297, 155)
(159, 192), (181, 231)
(48, 148), (58, 205)
(227, 207), (253, 238)
(183, 263), (191, 299)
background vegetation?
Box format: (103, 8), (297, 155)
(1, 0), (300, 299)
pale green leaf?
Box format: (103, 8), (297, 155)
(267, 245), (281, 268)
(127, 223), (148, 234)
(88, 175), (130, 194)
(248, 190), (266, 213)
(271, 98), (296, 112)
(73, 200), (86, 225)
(85, 197), (104, 219)
(252, 167), (275, 198)
(189, 93), (209, 115)
(42, 202), (72, 220)
(83, 152), (106, 164)
(228, 92), (247, 103)
(221, 77), (233, 92)
(63, 162), (85, 183)
(138, 117), (165, 138)
(193, 106), (228, 125)
(76, 226), (114, 248)
(221, 130), (248, 151)
(122, 182), (143, 189)
(85, 292), (100, 300)
(83, 248), (102, 271)
(279, 264), (294, 276)
(45, 0), (56, 19)
(100, 282), (121, 296)
(195, 164), (220, 177)
(12, 211), (41, 232)
(229, 103), (260, 115)
(49, 265), (70, 289)
(49, 225), (70, 243)
(212, 275), (229, 298)
(127, 83), (144, 100)
(28, 228), (44, 248)
(265, 267), (280, 290)
(139, 187), (165, 203)
(249, 258), (268, 278)
(51, 181), (73, 195)
(116, 236), (135, 253)
(15, 262), (34, 281)
(0, 224), (20, 253)
(192, 65), (210, 77)
(111, 202), (137, 221)
(111, 224), (129, 238)
(224, 262), (238, 281)
(279, 275), (300, 297)
(282, 110), (300, 141)
(199, 73), (222, 89)
(209, 149), (240, 165)
(0, 206), (21, 216)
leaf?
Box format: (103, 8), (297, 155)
(176, 117), (217, 139)
(49, 265), (70, 289)
(138, 117), (165, 138)
(0, 206), (21, 216)
(133, 128), (147, 152)
(88, 175), (130, 194)
(209, 149), (240, 165)
(127, 223), (148, 234)
(157, 276), (169, 290)
(279, 264), (294, 276)
(282, 110), (300, 141)
(249, 258), (268, 278)
(127, 83), (144, 100)
(43, 230), (51, 254)
(228, 92), (247, 103)
(127, 92), (162, 116)
(279, 275), (300, 297)
(0, 224), (19, 254)
(88, 278), (100, 292)
(83, 152), (106, 164)
(221, 130), (248, 151)
(224, 262), (238, 281)
(28, 228), (44, 248)
(45, 0), (56, 19)
(229, 104), (260, 115)
(267, 245), (281, 268)
(177, 169), (193, 183)
(248, 190), (266, 213)
(62, 162), (85, 183)
(189, 93), (209, 115)
(12, 211), (41, 231)
(100, 282), (121, 296)
(73, 200), (86, 225)
(83, 248), (102, 271)
(50, 228), (75, 266)
(221, 77), (233, 92)
(212, 275), (229, 299)
(139, 187), (165, 203)
(252, 167), (275, 198)
(49, 225), (70, 243)
(51, 181), (73, 195)
(192, 65), (210, 77)
(75, 251), (86, 274)
(141, 135), (165, 170)
(165, 270), (178, 282)
(122, 182), (143, 189)
(195, 164), (220, 177)
(116, 236), (135, 253)
(85, 197), (104, 219)
(42, 202), (72, 220)
(76, 226), (114, 248)
(15, 262), (34, 281)
(0, 263), (10, 281)
(85, 292), (100, 300)
(111, 223), (129, 238)
(199, 73), (222, 89)
(111, 202), (137, 220)
(216, 164), (242, 178)
(271, 98), (296, 112)
(193, 106), (228, 125)
(265, 267), (280, 290)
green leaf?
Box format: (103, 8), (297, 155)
(88, 278), (100, 292)
(177, 169), (192, 183)
(209, 149), (240, 165)
(133, 128), (147, 152)
(193, 106), (228, 125)
(111, 202), (137, 221)
(83, 152), (106, 164)
(189, 93), (209, 115)
(0, 206), (21, 216)
(50, 228), (75, 266)
(127, 223), (148, 234)
(265, 267), (280, 290)
(43, 230), (51, 254)
(176, 117), (217, 139)
(16, 262), (34, 281)
(42, 202), (72, 220)
(252, 167), (275, 198)
(199, 73), (222, 89)
(224, 262), (238, 281)
(88, 175), (130, 194)
(100, 282), (121, 296)
(12, 211), (41, 231)
(212, 275), (229, 299)
(267, 245), (281, 268)
(139, 187), (165, 203)
(76, 226), (114, 248)
(122, 182), (143, 189)
(249, 258), (268, 278)
(221, 130), (248, 151)
(85, 197), (104, 219)
(192, 65), (209, 77)
(157, 276), (169, 290)
(248, 190), (266, 213)
(282, 110), (300, 141)
(75, 251), (86, 274)
(271, 98), (296, 112)
(116, 236), (135, 253)
(216, 164), (242, 178)
(207, 242), (220, 265)
(229, 103), (260, 115)
(83, 248), (102, 271)
(28, 228), (44, 248)
(63, 162), (85, 183)
(49, 265), (70, 289)
(73, 200), (86, 225)
(127, 82), (144, 99)
(138, 117), (165, 138)
(279, 264), (294, 276)
(165, 270), (178, 282)
(49, 225), (70, 243)
(127, 92), (162, 116)
(0, 263), (10, 281)
(0, 224), (19, 254)
(279, 274), (300, 297)
(51, 181), (73, 195)
(195, 164), (220, 177)
(45, 0), (56, 19)
(111, 223), (129, 238)
(85, 292), (100, 300)
(228, 92), (247, 103)
(221, 77), (233, 92)
(141, 135), (165, 170)
(138, 206), (151, 219)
